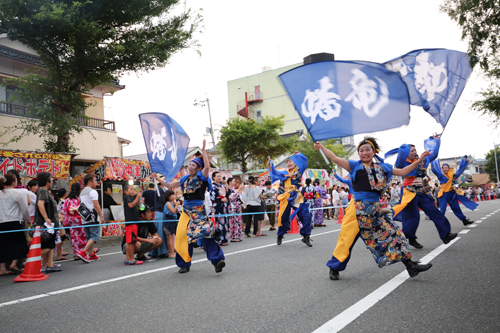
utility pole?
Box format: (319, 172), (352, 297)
(494, 143), (499, 183)
(194, 96), (216, 148)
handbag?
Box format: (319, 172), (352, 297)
(78, 202), (96, 224)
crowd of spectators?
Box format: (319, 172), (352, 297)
(1, 168), (498, 274)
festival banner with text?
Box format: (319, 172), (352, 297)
(0, 150), (72, 179)
(70, 158), (152, 187)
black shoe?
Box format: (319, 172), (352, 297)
(409, 239), (423, 249)
(442, 232), (457, 244)
(407, 262), (432, 277)
(329, 268), (340, 280)
(215, 260), (225, 273)
(178, 266), (190, 274)
(277, 235), (283, 245)
(462, 218), (474, 226)
(301, 235), (313, 247)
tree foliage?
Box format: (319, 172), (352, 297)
(218, 116), (294, 176)
(484, 146), (500, 182)
(441, 0), (500, 128)
(293, 134), (351, 173)
(441, 0), (500, 70)
(0, 0), (201, 152)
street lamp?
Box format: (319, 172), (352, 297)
(194, 96), (216, 148)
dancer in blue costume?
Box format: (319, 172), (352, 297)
(431, 157), (477, 225)
(267, 152), (313, 247)
(388, 134), (458, 249)
(315, 137), (433, 280)
(157, 140), (225, 274)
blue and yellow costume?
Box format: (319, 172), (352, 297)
(430, 158), (477, 223)
(175, 169), (225, 270)
(268, 153), (312, 239)
(326, 173), (359, 272)
(389, 137), (453, 242)
(327, 158), (412, 271)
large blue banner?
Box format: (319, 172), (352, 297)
(139, 113), (190, 184)
(384, 49), (473, 127)
(279, 61), (410, 141)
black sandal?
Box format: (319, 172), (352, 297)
(136, 255), (151, 261)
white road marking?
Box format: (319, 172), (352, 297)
(0, 229), (340, 308)
(459, 230), (470, 234)
(468, 224), (477, 228)
(313, 238), (460, 333)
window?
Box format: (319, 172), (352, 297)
(256, 110), (262, 124)
(475, 166), (479, 173)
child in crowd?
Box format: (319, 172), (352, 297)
(124, 185), (143, 265)
(164, 190), (179, 259)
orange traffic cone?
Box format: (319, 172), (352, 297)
(336, 207), (344, 224)
(289, 216), (300, 234)
(474, 196), (477, 202)
(14, 226), (49, 282)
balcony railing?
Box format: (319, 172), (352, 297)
(76, 115), (115, 131)
(0, 101), (115, 131)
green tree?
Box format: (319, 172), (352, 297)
(292, 134), (351, 173)
(484, 146), (500, 182)
(0, 0), (201, 152)
(218, 116), (294, 178)
(441, 0), (500, 127)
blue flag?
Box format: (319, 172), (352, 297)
(384, 49), (473, 127)
(278, 61), (410, 141)
(139, 113), (190, 184)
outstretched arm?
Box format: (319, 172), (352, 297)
(314, 142), (351, 172)
(153, 173), (180, 189)
(393, 151), (431, 176)
(455, 157), (469, 179)
(201, 140), (210, 179)
(430, 159), (444, 179)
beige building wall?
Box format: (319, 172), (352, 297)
(85, 97), (105, 119)
(227, 63), (307, 134)
(0, 114), (121, 160)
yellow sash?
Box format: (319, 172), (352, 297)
(332, 199), (358, 260)
(174, 212), (191, 263)
(438, 169), (455, 198)
(392, 188), (417, 218)
(277, 170), (295, 227)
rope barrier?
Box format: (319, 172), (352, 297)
(0, 201), (402, 235)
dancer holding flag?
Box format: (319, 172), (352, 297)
(267, 152), (313, 247)
(139, 113), (224, 274)
(314, 137), (433, 280)
(155, 140), (225, 274)
(388, 134), (458, 249)
(431, 157), (477, 224)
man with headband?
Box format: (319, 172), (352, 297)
(431, 157), (477, 225)
(267, 152), (313, 247)
(154, 140), (225, 274)
(389, 134), (458, 249)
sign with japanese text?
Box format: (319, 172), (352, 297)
(70, 158), (152, 187)
(0, 150), (72, 179)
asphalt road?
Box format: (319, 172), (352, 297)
(1, 200), (499, 333)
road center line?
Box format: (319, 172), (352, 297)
(312, 238), (460, 333)
(0, 229), (340, 308)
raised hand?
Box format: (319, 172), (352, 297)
(202, 139), (206, 151)
(419, 151), (431, 160)
(313, 142), (322, 151)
